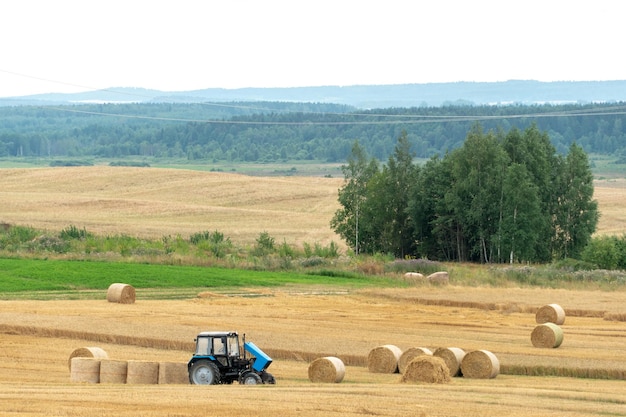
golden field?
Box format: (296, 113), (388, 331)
(1, 287), (625, 417)
(0, 166), (625, 416)
(0, 166), (624, 247)
(0, 166), (345, 247)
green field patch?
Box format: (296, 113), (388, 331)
(0, 257), (389, 295)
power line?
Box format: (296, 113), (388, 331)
(50, 105), (626, 126)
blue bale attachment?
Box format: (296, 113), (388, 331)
(244, 341), (272, 372)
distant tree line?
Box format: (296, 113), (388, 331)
(0, 102), (625, 162)
(331, 125), (599, 263)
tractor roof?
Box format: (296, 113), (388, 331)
(197, 331), (238, 337)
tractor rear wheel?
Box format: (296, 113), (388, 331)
(189, 360), (220, 385)
(241, 372), (262, 385)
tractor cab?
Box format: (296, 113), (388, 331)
(194, 331), (240, 365)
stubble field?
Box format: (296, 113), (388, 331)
(0, 166), (625, 416)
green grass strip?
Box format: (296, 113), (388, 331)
(0, 257), (385, 293)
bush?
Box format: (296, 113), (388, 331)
(552, 258), (597, 272)
(189, 230), (232, 258)
(49, 160), (93, 167)
(35, 236), (70, 253)
(300, 256), (326, 267)
(385, 258), (443, 275)
(0, 225), (39, 249)
(252, 231), (275, 256)
(581, 236), (622, 270)
(60, 225), (92, 240)
(304, 241), (340, 258)
(278, 240), (296, 258)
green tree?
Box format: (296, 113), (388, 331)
(449, 125), (509, 262)
(499, 163), (542, 263)
(581, 236), (620, 269)
(553, 143), (599, 259)
(375, 131), (419, 257)
(330, 141), (379, 254)
(409, 155), (454, 259)
(502, 125), (558, 261)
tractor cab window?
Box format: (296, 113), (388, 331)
(195, 337), (210, 356)
(213, 337), (226, 355)
(227, 334), (240, 357)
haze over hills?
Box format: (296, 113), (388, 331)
(3, 80), (626, 108)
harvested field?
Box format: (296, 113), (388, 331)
(0, 167), (344, 247)
(0, 168), (623, 249)
(1, 287), (626, 416)
(0, 168), (625, 415)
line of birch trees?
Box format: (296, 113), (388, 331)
(331, 124), (599, 263)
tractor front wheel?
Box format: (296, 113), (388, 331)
(261, 371), (276, 384)
(240, 372), (262, 385)
(189, 360), (220, 385)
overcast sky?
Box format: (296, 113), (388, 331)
(0, 0), (623, 97)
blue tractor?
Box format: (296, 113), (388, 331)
(188, 331), (275, 385)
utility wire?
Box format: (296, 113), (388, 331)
(51, 106), (626, 126)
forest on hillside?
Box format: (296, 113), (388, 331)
(1, 101), (625, 162)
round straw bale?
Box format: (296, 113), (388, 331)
(70, 357), (101, 383)
(158, 362), (189, 384)
(433, 347), (466, 377)
(531, 323), (564, 348)
(126, 360), (159, 384)
(99, 359), (128, 384)
(402, 272), (425, 284)
(308, 356), (345, 383)
(367, 345), (403, 373)
(400, 356), (451, 384)
(68, 347), (108, 370)
(536, 303), (566, 325)
(398, 347), (433, 374)
(106, 283), (136, 304)
(427, 271), (449, 285)
(461, 350), (500, 379)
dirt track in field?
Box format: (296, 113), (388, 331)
(1, 286), (625, 417)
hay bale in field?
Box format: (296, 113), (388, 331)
(126, 360), (159, 384)
(460, 350), (500, 379)
(433, 347), (465, 377)
(427, 271), (449, 285)
(531, 323), (564, 348)
(308, 356), (345, 383)
(367, 345), (402, 373)
(536, 303), (566, 325)
(99, 359), (128, 384)
(106, 283), (136, 304)
(68, 346), (108, 370)
(70, 357), (101, 383)
(403, 272), (425, 283)
(398, 347), (433, 374)
(400, 356), (451, 384)
(158, 362), (189, 384)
